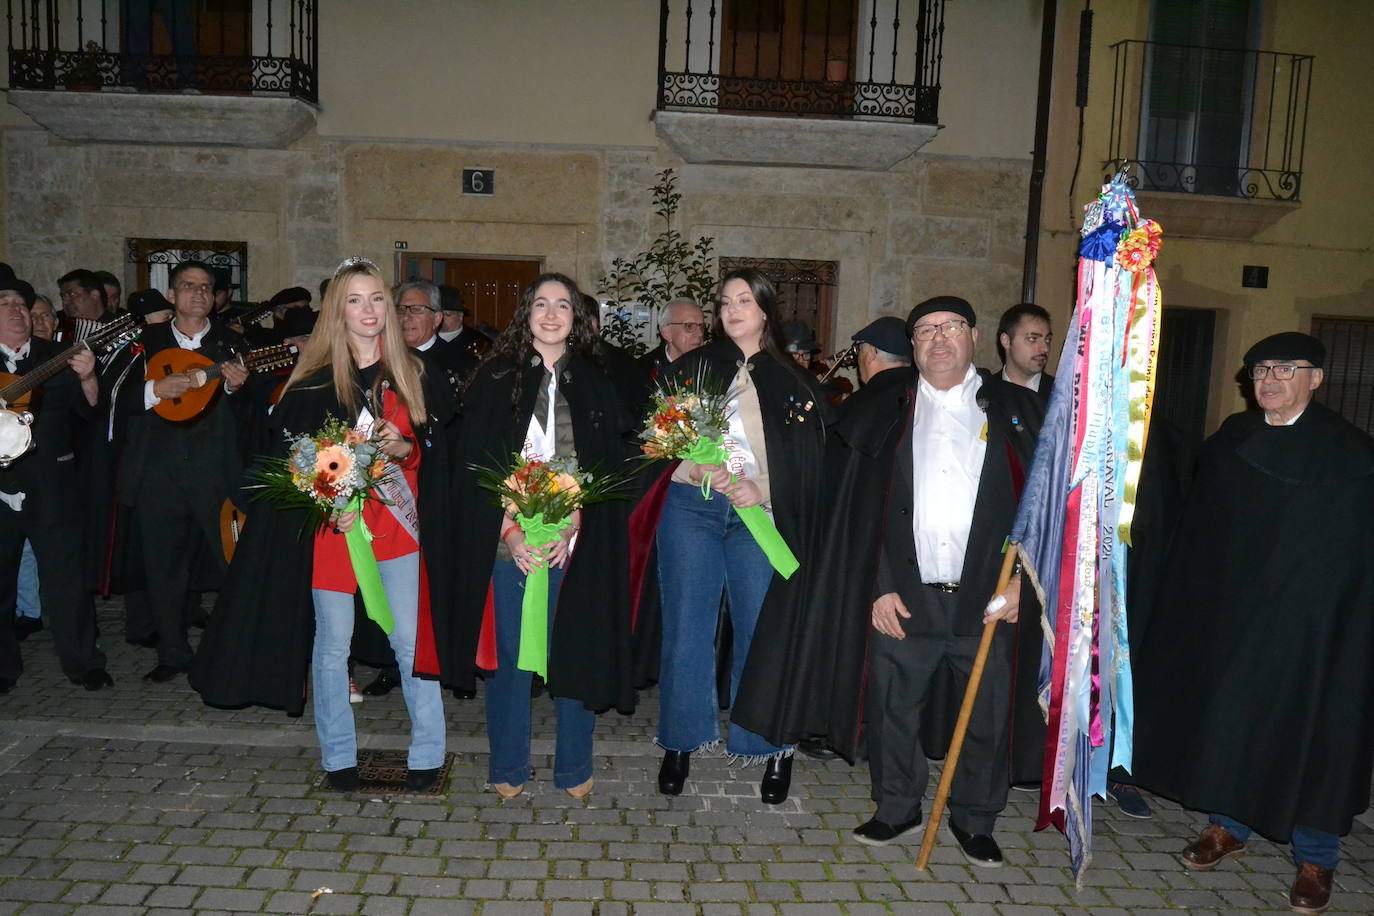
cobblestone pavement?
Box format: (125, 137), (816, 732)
(1, 599), (1371, 914)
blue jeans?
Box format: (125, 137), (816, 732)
(311, 552), (445, 773)
(656, 482), (788, 760)
(16, 540), (40, 618)
(486, 558), (595, 789)
(1211, 814), (1340, 870)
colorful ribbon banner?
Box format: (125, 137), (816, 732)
(344, 492), (394, 636)
(514, 511), (571, 679)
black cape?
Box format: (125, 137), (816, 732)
(445, 350), (638, 713)
(732, 369), (1045, 769)
(190, 353), (457, 716)
(1133, 403), (1374, 840)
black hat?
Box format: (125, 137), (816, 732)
(781, 319), (820, 353)
(905, 295), (977, 335)
(128, 289), (173, 317)
(438, 284), (465, 314)
(1244, 331), (1325, 368)
(0, 264), (36, 308)
(852, 317), (911, 359)
(268, 286), (311, 310)
(278, 306), (318, 339)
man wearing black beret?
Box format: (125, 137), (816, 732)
(1133, 331), (1374, 916)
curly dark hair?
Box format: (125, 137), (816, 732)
(481, 272), (602, 410)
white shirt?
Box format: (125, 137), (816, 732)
(415, 335), (437, 352)
(0, 339), (30, 373)
(438, 327), (462, 343)
(1000, 367), (1042, 392)
(912, 364), (986, 584)
(143, 320), (213, 410)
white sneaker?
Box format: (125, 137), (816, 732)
(349, 678), (364, 704)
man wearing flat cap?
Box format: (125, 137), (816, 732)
(1133, 331), (1374, 916)
(0, 263), (112, 693)
(437, 284), (485, 362)
(733, 297), (1044, 866)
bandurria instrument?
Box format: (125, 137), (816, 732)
(146, 342), (299, 422)
(0, 313), (142, 466)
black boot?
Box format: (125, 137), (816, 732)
(760, 754), (793, 804)
(658, 750), (690, 796)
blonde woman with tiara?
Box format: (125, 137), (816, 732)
(192, 257), (458, 793)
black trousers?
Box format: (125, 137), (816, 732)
(865, 588), (1011, 833)
(0, 501), (105, 681)
(136, 467), (225, 669)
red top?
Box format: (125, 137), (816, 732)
(312, 387), (421, 593)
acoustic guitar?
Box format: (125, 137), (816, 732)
(219, 498), (247, 563)
(146, 342), (299, 422)
(0, 313), (142, 465)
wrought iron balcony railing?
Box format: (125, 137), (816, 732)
(7, 0), (317, 103)
(1106, 39), (1312, 202)
(657, 0), (943, 123)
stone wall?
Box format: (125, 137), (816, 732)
(3, 126), (1031, 368)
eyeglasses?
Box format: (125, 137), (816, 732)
(1249, 364), (1316, 380)
(396, 304), (438, 316)
(912, 319), (970, 342)
(666, 322), (705, 334)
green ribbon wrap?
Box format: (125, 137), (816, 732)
(344, 492), (394, 635)
(680, 436), (800, 580)
(515, 511), (571, 678)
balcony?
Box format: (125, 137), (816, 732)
(6, 0), (317, 149)
(654, 0), (944, 171)
(1105, 39), (1312, 240)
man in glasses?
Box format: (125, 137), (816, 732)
(396, 280), (476, 405)
(647, 297), (705, 379)
(995, 303), (1054, 400)
(1133, 331), (1374, 916)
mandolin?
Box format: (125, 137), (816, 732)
(0, 313), (142, 465)
(0, 312), (142, 412)
(146, 342), (300, 422)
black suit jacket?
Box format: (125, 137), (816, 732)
(876, 371), (1043, 637)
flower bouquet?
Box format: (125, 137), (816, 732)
(249, 414), (397, 633)
(641, 370), (799, 578)
(475, 454), (626, 678)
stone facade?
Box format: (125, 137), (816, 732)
(3, 126), (1030, 365)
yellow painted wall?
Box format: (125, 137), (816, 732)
(1036, 0), (1374, 428)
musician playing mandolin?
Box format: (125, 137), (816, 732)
(0, 262), (111, 694)
(113, 260), (254, 684)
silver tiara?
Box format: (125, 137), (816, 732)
(333, 255), (379, 276)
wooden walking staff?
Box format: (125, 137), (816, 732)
(915, 547), (1020, 870)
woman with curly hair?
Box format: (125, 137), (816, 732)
(446, 273), (635, 800)
(192, 257), (457, 794)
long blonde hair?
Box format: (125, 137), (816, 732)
(282, 257), (427, 421)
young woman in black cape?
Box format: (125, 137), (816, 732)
(647, 267), (827, 804)
(190, 257), (456, 793)
(448, 273), (635, 800)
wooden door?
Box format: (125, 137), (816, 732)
(719, 0), (857, 115)
(400, 253), (542, 337)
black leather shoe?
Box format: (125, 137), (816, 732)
(361, 672), (401, 696)
(142, 664), (185, 683)
(78, 670), (114, 691)
(451, 685), (477, 699)
(325, 767), (359, 792)
(949, 821), (1004, 868)
(14, 617), (42, 641)
(658, 750), (690, 796)
(760, 754), (793, 804)
(405, 767), (442, 792)
(852, 816), (922, 846)
(797, 736), (840, 760)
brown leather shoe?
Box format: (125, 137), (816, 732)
(1180, 824), (1247, 871)
(1289, 861), (1333, 915)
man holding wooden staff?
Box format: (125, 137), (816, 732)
(847, 296), (1045, 864)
